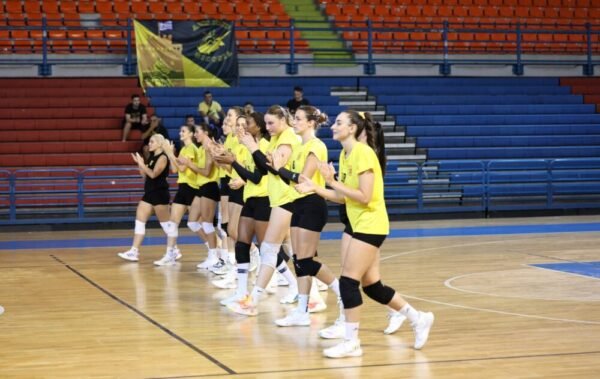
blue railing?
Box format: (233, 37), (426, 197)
(0, 18), (599, 75)
(1, 158), (599, 224)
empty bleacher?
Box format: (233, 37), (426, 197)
(0, 77), (144, 167)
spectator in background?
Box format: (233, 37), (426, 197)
(141, 114), (170, 160)
(244, 102), (254, 115)
(122, 94), (149, 142)
(286, 86), (310, 115)
(198, 91), (225, 128)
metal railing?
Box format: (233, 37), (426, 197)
(0, 18), (599, 75)
(1, 158), (599, 224)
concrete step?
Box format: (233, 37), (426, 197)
(408, 179), (450, 184)
(331, 91), (367, 97)
(386, 131), (405, 137)
(339, 100), (376, 106)
(386, 143), (415, 149)
(388, 154), (427, 161)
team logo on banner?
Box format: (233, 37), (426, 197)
(134, 19), (238, 89)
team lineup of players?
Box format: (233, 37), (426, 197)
(119, 104), (434, 359)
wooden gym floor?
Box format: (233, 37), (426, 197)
(0, 215), (599, 378)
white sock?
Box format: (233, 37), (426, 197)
(328, 278), (341, 297)
(278, 262), (297, 290)
(250, 286), (264, 306)
(130, 246), (138, 253)
(310, 278), (322, 299)
(344, 321), (359, 341)
(236, 263), (249, 296)
(399, 303), (420, 324)
(297, 294), (309, 314)
(228, 251), (236, 265)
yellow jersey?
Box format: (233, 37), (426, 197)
(219, 134), (239, 179)
(338, 142), (388, 235)
(240, 138), (270, 201)
(267, 127), (301, 207)
(289, 137), (328, 201)
(195, 145), (219, 187)
(177, 143), (199, 189)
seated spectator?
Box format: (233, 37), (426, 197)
(244, 102), (254, 115)
(286, 86), (310, 115)
(141, 114), (170, 160)
(198, 91), (225, 128)
(122, 94), (149, 142)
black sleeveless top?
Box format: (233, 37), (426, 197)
(144, 152), (169, 193)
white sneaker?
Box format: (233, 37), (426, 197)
(384, 311), (407, 335)
(279, 288), (299, 304)
(277, 272), (289, 286)
(219, 292), (246, 306)
(173, 247), (182, 260)
(315, 278), (328, 291)
(319, 316), (345, 339)
(212, 275), (237, 289)
(153, 249), (177, 266)
(249, 246), (260, 272)
(323, 339), (363, 358)
(307, 296), (327, 313)
(210, 259), (227, 275)
(275, 310), (311, 327)
(117, 248), (138, 262)
(413, 312), (434, 350)
(197, 250), (219, 269)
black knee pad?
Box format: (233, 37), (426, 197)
(363, 280), (395, 305)
(221, 222), (228, 233)
(294, 257), (322, 277)
(339, 276), (362, 309)
(278, 247), (290, 262)
(235, 241), (251, 264)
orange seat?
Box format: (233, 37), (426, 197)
(268, 3), (287, 16)
(148, 2), (165, 14)
(78, 1), (95, 13)
(165, 2), (182, 14)
(202, 3), (217, 14)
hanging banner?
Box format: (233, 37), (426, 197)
(134, 19), (238, 89)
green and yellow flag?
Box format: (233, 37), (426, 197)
(134, 20), (238, 89)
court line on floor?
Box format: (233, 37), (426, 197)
(146, 349), (600, 379)
(49, 254), (237, 375)
(2, 221), (599, 250)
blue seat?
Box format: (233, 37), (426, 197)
(369, 86), (571, 95)
(376, 95), (583, 105)
(417, 135), (600, 148)
(360, 77), (558, 87)
(388, 104), (594, 116)
(407, 124), (600, 137)
(429, 146), (600, 159)
(397, 114), (600, 126)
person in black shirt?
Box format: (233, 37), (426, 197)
(141, 114), (170, 160)
(286, 86), (310, 115)
(122, 94), (149, 142)
(118, 134), (171, 262)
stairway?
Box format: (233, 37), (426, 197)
(278, 0), (354, 64)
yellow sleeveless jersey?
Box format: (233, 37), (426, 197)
(177, 143), (199, 189)
(195, 145), (219, 187)
(241, 138), (269, 201)
(338, 142), (389, 235)
(289, 137), (328, 201)
(219, 134), (239, 179)
(267, 127), (300, 207)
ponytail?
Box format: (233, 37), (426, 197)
(346, 110), (386, 176)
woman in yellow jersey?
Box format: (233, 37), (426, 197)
(154, 124), (198, 266)
(183, 123), (222, 270)
(271, 106), (340, 326)
(117, 134), (171, 262)
(227, 105), (301, 316)
(213, 112), (271, 305)
(297, 111), (434, 358)
(217, 107), (245, 270)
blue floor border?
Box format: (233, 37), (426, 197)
(531, 261), (600, 279)
(1, 222), (599, 251)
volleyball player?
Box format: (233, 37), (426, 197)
(118, 134), (171, 262)
(226, 105), (301, 316)
(183, 123), (221, 270)
(154, 125), (198, 266)
(296, 111), (434, 358)
(212, 112), (270, 304)
(271, 106), (339, 326)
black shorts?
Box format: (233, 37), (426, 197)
(197, 181), (220, 202)
(220, 177), (231, 197)
(142, 189), (170, 206)
(240, 196), (271, 222)
(339, 205), (352, 235)
(345, 224), (387, 248)
(124, 119), (144, 130)
(291, 194), (328, 232)
(229, 187), (244, 206)
(173, 183), (197, 206)
(279, 201), (295, 213)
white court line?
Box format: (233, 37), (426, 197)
(528, 264), (600, 282)
(379, 235), (600, 324)
(444, 271), (600, 302)
(398, 292), (600, 325)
